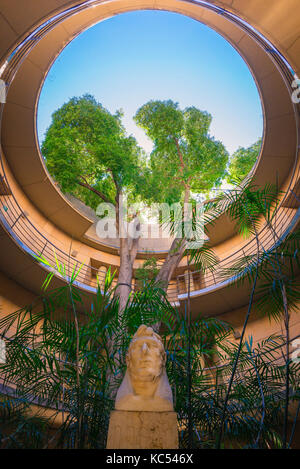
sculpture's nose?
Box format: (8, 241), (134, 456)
(142, 342), (149, 354)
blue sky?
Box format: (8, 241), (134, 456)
(37, 10), (263, 156)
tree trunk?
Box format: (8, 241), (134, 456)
(156, 237), (186, 290)
(114, 195), (140, 313)
(153, 187), (190, 334)
(156, 186), (190, 291)
(115, 237), (135, 312)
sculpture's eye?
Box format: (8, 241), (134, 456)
(147, 342), (156, 349)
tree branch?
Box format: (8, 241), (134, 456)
(173, 137), (190, 189)
(77, 178), (114, 205)
(107, 168), (121, 196)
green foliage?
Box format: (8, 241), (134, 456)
(0, 396), (49, 449)
(208, 180), (300, 321)
(1, 248), (299, 448)
(196, 179), (300, 448)
(0, 259), (229, 449)
(41, 94), (143, 210)
(135, 257), (159, 289)
(210, 180), (280, 238)
(134, 100), (229, 203)
(226, 139), (262, 183)
(213, 335), (300, 449)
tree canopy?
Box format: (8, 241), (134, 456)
(42, 94), (143, 210)
(226, 139), (262, 183)
(134, 100), (229, 204)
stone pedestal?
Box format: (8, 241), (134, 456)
(106, 410), (178, 449)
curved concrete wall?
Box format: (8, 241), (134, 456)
(0, 0), (299, 314)
(1, 0), (298, 239)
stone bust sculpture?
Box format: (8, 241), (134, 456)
(115, 325), (174, 412)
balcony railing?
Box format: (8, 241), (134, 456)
(0, 0), (299, 305)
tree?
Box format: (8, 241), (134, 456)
(42, 96), (228, 309)
(42, 95), (144, 312)
(226, 139), (262, 183)
(134, 100), (229, 288)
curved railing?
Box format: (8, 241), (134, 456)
(0, 0), (299, 305)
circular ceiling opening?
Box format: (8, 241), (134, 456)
(37, 9), (263, 229)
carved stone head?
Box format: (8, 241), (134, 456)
(115, 325), (173, 412)
(126, 325), (166, 382)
